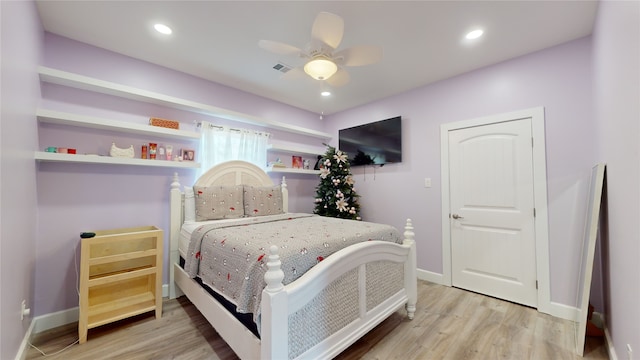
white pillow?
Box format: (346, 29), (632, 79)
(184, 186), (196, 223)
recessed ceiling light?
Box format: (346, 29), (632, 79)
(321, 91), (331, 97)
(465, 29), (484, 40)
(154, 23), (172, 35)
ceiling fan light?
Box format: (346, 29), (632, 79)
(304, 57), (338, 80)
(465, 29), (483, 40)
(154, 23), (172, 35)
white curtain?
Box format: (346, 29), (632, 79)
(197, 121), (270, 177)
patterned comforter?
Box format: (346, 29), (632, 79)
(184, 213), (402, 323)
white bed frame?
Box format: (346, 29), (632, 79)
(168, 160), (417, 359)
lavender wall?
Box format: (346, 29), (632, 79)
(324, 37), (596, 307)
(35, 34), (323, 316)
(592, 0), (640, 357)
(0, 1), (43, 358)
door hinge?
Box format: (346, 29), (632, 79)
(531, 137), (534, 147)
(536, 280), (538, 289)
(533, 208), (536, 217)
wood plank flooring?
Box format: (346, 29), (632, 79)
(26, 281), (608, 360)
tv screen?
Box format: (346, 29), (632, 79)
(339, 116), (402, 166)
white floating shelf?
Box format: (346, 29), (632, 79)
(39, 66), (332, 140)
(266, 167), (320, 175)
(37, 109), (201, 140)
(35, 152), (200, 168)
(267, 144), (325, 156)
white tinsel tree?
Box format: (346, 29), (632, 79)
(313, 145), (361, 220)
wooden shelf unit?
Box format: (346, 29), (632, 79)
(79, 226), (163, 343)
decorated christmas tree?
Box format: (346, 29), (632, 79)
(313, 145), (361, 220)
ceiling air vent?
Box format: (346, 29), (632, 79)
(272, 62), (292, 73)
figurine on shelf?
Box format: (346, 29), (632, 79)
(314, 155), (322, 170)
(269, 157), (286, 168)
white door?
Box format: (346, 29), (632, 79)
(448, 118), (537, 307)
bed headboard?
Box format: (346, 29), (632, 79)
(195, 160), (275, 187)
(168, 161), (288, 298)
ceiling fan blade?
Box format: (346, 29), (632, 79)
(326, 68), (350, 87)
(258, 40), (303, 57)
(334, 45), (383, 67)
(311, 12), (344, 50)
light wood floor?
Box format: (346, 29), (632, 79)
(26, 281), (608, 360)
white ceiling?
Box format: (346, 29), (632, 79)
(35, 1), (598, 116)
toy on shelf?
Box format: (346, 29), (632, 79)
(269, 157), (286, 168)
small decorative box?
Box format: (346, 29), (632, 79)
(149, 117), (179, 130)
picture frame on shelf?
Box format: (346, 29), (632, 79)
(292, 155), (302, 169)
(181, 149), (195, 161)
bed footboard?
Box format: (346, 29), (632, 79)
(261, 219), (417, 359)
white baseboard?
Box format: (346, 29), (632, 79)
(24, 284), (171, 335)
(15, 283), (172, 360)
(14, 319), (36, 360)
(416, 268), (444, 284)
(594, 312), (619, 360)
(33, 307), (79, 333)
(604, 326), (618, 360)
(14, 309), (78, 360)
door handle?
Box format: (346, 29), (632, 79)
(451, 214), (464, 220)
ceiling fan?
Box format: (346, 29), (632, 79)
(258, 12), (382, 87)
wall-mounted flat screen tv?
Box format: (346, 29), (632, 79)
(338, 116), (402, 166)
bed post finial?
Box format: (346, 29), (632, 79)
(171, 172), (180, 190)
(264, 245), (284, 293)
(404, 218), (414, 243)
(403, 218), (417, 320)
